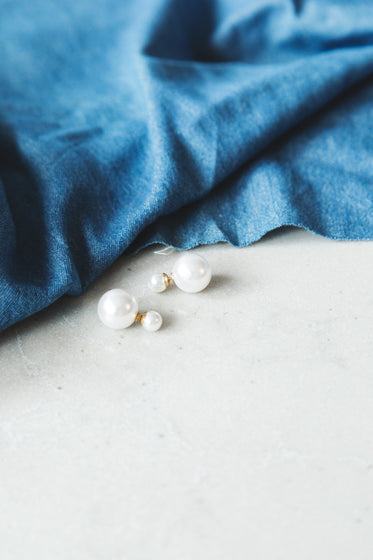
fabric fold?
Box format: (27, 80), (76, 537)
(1, 0), (373, 332)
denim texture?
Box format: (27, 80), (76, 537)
(1, 0), (373, 331)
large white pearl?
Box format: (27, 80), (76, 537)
(172, 253), (211, 293)
(97, 289), (138, 329)
(149, 273), (167, 293)
(141, 310), (163, 332)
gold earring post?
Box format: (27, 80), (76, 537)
(163, 273), (174, 289)
(135, 311), (147, 324)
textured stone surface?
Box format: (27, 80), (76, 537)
(0, 228), (372, 559)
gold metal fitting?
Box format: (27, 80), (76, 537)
(135, 311), (147, 324)
(163, 273), (174, 289)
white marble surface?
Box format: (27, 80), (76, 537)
(0, 228), (372, 559)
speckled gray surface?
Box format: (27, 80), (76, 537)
(0, 228), (372, 559)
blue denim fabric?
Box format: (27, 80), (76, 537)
(1, 0), (373, 331)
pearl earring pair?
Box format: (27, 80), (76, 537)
(148, 253), (211, 294)
(97, 253), (211, 332)
(98, 289), (163, 332)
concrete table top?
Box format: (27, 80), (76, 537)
(1, 228), (372, 559)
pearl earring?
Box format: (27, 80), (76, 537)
(98, 289), (163, 332)
(149, 253), (211, 294)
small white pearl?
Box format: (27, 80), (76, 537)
(98, 289), (138, 329)
(172, 253), (211, 293)
(149, 273), (167, 293)
(141, 310), (163, 332)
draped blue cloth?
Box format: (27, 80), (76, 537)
(1, 0), (373, 332)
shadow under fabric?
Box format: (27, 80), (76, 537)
(0, 0), (373, 332)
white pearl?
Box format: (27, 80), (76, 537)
(149, 273), (167, 293)
(172, 253), (211, 293)
(141, 310), (163, 332)
(97, 289), (138, 329)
